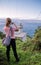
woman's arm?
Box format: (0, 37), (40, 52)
(13, 22), (19, 31)
(13, 23), (18, 28)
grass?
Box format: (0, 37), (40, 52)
(0, 37), (41, 65)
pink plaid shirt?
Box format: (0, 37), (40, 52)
(4, 26), (16, 39)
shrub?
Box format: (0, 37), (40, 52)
(32, 26), (41, 50)
(0, 31), (5, 39)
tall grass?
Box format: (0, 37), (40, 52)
(0, 38), (41, 65)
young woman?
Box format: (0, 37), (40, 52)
(4, 18), (19, 62)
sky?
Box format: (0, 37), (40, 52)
(0, 0), (41, 19)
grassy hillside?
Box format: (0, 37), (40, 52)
(0, 36), (41, 65)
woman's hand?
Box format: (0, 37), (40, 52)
(12, 22), (22, 31)
(13, 22), (19, 31)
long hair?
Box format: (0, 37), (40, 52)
(6, 18), (11, 26)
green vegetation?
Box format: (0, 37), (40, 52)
(0, 31), (5, 39)
(0, 26), (41, 65)
(32, 26), (41, 50)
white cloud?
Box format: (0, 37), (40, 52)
(0, 6), (41, 20)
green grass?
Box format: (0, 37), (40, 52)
(0, 38), (41, 65)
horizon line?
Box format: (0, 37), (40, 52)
(0, 18), (41, 20)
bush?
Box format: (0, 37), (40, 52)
(32, 26), (41, 50)
(0, 31), (5, 39)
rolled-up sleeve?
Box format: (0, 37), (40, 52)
(13, 27), (17, 31)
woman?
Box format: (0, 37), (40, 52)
(4, 18), (19, 62)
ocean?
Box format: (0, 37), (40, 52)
(0, 19), (41, 37)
